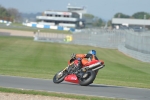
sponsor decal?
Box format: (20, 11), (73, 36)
(71, 77), (77, 80)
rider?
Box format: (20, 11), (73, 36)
(71, 50), (101, 71)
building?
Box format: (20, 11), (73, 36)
(36, 4), (87, 29)
(112, 18), (150, 30)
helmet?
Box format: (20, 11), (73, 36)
(88, 50), (96, 55)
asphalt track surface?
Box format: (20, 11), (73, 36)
(0, 75), (150, 100)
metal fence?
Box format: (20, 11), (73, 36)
(72, 29), (126, 49)
(34, 29), (150, 62)
(34, 32), (70, 43)
(125, 31), (150, 54)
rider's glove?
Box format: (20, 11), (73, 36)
(71, 53), (76, 59)
(77, 57), (82, 61)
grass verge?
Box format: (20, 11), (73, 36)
(0, 87), (122, 100)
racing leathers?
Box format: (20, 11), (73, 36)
(75, 53), (99, 70)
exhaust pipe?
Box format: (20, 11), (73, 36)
(87, 62), (101, 69)
(81, 62), (102, 71)
(92, 65), (105, 71)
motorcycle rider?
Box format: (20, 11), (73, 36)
(70, 50), (104, 84)
(71, 50), (103, 72)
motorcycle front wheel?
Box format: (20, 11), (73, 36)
(53, 70), (67, 83)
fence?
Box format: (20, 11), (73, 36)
(72, 29), (125, 49)
(34, 29), (150, 62)
(34, 32), (72, 43)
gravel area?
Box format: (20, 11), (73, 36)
(0, 29), (34, 37)
(0, 92), (78, 100)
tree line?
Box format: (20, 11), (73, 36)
(114, 12), (150, 19)
(0, 5), (21, 22)
(83, 12), (150, 27)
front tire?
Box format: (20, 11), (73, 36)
(79, 70), (96, 86)
(53, 70), (67, 83)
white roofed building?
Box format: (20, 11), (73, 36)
(36, 4), (87, 29)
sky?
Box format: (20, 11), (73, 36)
(0, 0), (150, 20)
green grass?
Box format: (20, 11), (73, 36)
(0, 36), (150, 88)
(0, 87), (121, 100)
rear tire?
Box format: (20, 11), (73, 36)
(79, 70), (96, 86)
(53, 70), (67, 83)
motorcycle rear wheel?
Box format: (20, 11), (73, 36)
(79, 70), (96, 86)
(53, 70), (67, 83)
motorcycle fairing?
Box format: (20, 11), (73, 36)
(84, 60), (100, 66)
(64, 74), (79, 83)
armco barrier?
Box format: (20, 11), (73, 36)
(118, 44), (150, 62)
(23, 22), (75, 32)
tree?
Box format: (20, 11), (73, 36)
(83, 13), (94, 25)
(132, 12), (150, 19)
(114, 13), (130, 18)
(83, 13), (105, 27)
(92, 17), (104, 27)
(83, 13), (94, 19)
(0, 5), (11, 20)
(0, 5), (21, 22)
(7, 8), (21, 22)
(107, 20), (112, 27)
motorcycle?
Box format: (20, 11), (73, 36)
(53, 54), (105, 86)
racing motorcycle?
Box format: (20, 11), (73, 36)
(53, 53), (105, 86)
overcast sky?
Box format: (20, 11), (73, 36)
(0, 0), (150, 20)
